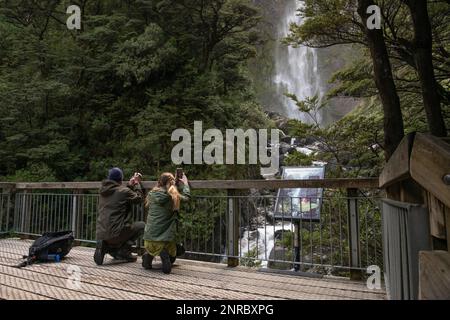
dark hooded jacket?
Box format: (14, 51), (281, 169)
(96, 180), (144, 240)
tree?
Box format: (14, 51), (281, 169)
(357, 0), (404, 159)
(284, 0), (450, 158)
(285, 0), (405, 159)
(0, 0), (271, 181)
(401, 0), (447, 137)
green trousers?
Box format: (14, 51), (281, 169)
(144, 240), (177, 257)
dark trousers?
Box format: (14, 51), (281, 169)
(106, 221), (145, 250)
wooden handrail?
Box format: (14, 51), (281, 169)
(410, 134), (450, 208)
(0, 178), (379, 190)
(379, 132), (450, 208)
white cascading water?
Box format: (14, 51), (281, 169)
(273, 0), (324, 122)
(243, 0), (325, 268)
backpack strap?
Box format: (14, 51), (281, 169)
(16, 255), (36, 268)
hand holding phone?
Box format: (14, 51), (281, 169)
(129, 172), (143, 186)
(134, 172), (143, 183)
(175, 168), (188, 186)
(176, 168), (183, 180)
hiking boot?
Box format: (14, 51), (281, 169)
(113, 251), (137, 262)
(112, 246), (137, 262)
(94, 240), (107, 265)
(108, 241), (136, 262)
(142, 252), (154, 270)
(160, 249), (172, 274)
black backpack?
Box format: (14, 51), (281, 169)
(17, 231), (75, 268)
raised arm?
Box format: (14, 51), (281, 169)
(125, 182), (144, 204)
(177, 173), (191, 202)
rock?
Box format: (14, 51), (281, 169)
(275, 119), (290, 133)
(296, 147), (314, 156)
(287, 146), (297, 154)
(266, 111), (282, 119)
(281, 136), (293, 144)
(274, 229), (293, 242)
(268, 245), (293, 270)
(295, 136), (317, 147)
(279, 142), (291, 155)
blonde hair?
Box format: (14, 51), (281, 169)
(145, 172), (180, 211)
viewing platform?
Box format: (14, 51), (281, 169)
(0, 239), (385, 300)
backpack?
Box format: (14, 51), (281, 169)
(17, 231), (75, 268)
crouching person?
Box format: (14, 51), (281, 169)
(142, 172), (190, 274)
(94, 167), (145, 265)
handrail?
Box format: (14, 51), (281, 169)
(379, 132), (450, 207)
(0, 178), (379, 190)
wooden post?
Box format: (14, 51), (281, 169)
(347, 188), (361, 280)
(419, 251), (450, 299)
(227, 189), (240, 267)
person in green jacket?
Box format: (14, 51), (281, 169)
(142, 172), (190, 274)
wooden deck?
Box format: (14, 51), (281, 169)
(0, 239), (385, 300)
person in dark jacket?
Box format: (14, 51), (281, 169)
(142, 172), (190, 274)
(94, 167), (145, 265)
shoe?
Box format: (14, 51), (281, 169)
(112, 243), (137, 262)
(142, 253), (154, 270)
(160, 249), (172, 274)
(113, 251), (137, 262)
(94, 240), (107, 265)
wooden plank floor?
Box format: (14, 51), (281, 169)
(0, 239), (385, 300)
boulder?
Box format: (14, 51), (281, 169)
(268, 245), (293, 270)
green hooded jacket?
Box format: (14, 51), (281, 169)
(143, 183), (190, 242)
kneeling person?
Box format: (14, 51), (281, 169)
(142, 172), (190, 274)
(94, 168), (145, 265)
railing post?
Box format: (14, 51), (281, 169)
(8, 189), (15, 234)
(20, 190), (28, 234)
(347, 188), (361, 280)
(227, 189), (240, 267)
(1, 187), (14, 235)
(71, 190), (82, 239)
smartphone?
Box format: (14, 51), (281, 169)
(176, 168), (183, 180)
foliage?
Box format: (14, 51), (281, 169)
(284, 94), (384, 177)
(0, 0), (271, 182)
(281, 0), (449, 175)
(240, 247), (262, 268)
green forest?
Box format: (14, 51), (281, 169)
(0, 0), (449, 181)
(0, 0), (271, 182)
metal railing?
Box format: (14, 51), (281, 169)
(178, 192), (382, 276)
(0, 193), (12, 235)
(0, 179), (382, 277)
(381, 199), (431, 299)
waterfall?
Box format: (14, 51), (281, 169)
(273, 0), (324, 122)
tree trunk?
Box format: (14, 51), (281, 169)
(403, 0), (447, 137)
(357, 0), (405, 160)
